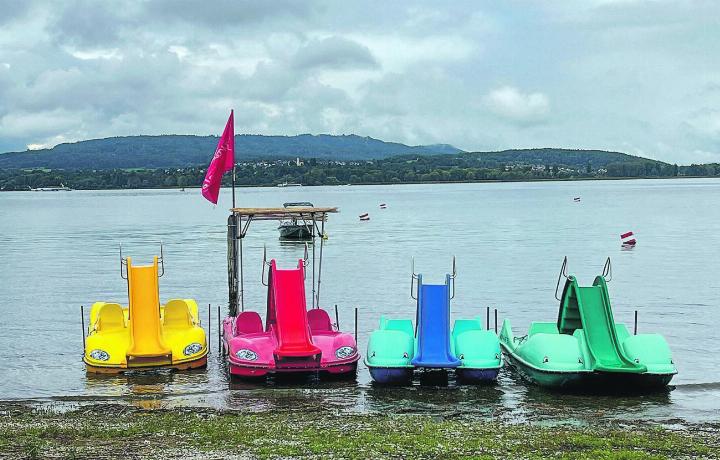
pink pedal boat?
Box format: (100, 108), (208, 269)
(222, 206), (359, 379)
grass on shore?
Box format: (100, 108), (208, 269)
(0, 404), (718, 459)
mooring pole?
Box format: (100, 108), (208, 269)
(494, 308), (498, 334)
(217, 305), (222, 353)
(634, 310), (638, 335)
(486, 306), (490, 331)
(354, 307), (358, 342)
(334, 304), (340, 330)
(207, 303), (211, 346)
(80, 305), (86, 351)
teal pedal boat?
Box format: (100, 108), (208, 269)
(500, 258), (677, 390)
(365, 260), (502, 384)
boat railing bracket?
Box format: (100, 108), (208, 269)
(119, 244), (128, 279)
(261, 245), (272, 286)
(302, 242), (310, 280)
(554, 256), (570, 301)
(158, 241), (165, 277)
(449, 256), (457, 299)
(602, 256), (612, 283)
(410, 257), (420, 300)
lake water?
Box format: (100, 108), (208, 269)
(0, 179), (718, 425)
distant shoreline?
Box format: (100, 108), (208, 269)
(3, 174), (718, 192)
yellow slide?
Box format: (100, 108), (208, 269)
(83, 253), (208, 373)
(126, 257), (172, 366)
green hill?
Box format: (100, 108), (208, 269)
(0, 134), (462, 169)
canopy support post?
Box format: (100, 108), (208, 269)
(316, 215), (325, 308)
(311, 227), (317, 309)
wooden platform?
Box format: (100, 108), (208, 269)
(230, 207), (338, 220)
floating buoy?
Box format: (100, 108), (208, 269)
(573, 197), (581, 202)
(379, 203), (387, 209)
(359, 212), (370, 221)
(621, 231), (636, 247)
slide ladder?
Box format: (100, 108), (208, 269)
(266, 260), (320, 359)
(558, 276), (644, 373)
(411, 274), (461, 368)
(126, 257), (172, 364)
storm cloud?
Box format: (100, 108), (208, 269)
(0, 1), (718, 163)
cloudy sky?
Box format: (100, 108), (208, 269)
(0, 1), (718, 163)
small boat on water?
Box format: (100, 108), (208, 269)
(366, 259), (502, 384)
(278, 202), (315, 240)
(500, 257), (676, 391)
(359, 213), (370, 221)
(30, 183), (73, 192)
(277, 181), (302, 187)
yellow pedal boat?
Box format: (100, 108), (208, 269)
(83, 255), (208, 373)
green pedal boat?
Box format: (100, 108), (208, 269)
(365, 259), (502, 384)
(500, 258), (677, 390)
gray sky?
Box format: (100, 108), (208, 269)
(0, 0), (718, 163)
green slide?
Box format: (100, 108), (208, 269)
(558, 276), (644, 373)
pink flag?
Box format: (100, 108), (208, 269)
(201, 110), (235, 204)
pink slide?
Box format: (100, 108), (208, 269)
(267, 260), (322, 359)
(223, 259), (359, 379)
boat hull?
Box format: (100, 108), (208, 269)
(84, 355), (207, 374)
(278, 224), (313, 240)
(503, 347), (674, 391)
(229, 359), (358, 379)
(368, 366), (414, 384)
(503, 349), (585, 389)
(456, 367), (501, 383)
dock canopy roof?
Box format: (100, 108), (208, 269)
(230, 206), (338, 221)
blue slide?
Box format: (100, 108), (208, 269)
(411, 274), (462, 368)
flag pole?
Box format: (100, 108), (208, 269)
(232, 166), (236, 208)
(231, 109), (236, 209)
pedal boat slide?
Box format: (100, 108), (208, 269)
(499, 258), (677, 390)
(365, 259), (502, 384)
(222, 206), (360, 379)
(83, 252), (208, 373)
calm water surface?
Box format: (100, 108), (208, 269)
(0, 180), (718, 424)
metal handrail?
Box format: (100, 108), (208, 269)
(602, 257), (612, 282)
(554, 256), (569, 301)
(261, 245), (271, 286)
(158, 241), (165, 277)
(119, 244), (128, 279)
(410, 257), (419, 300)
(303, 242), (311, 282)
(119, 243), (165, 278)
(449, 256), (457, 299)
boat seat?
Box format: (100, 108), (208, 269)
(528, 322), (559, 336)
(163, 299), (192, 328)
(453, 318), (483, 337)
(382, 317), (415, 338)
(96, 303), (125, 332)
(235, 311), (264, 335)
(308, 309), (333, 333)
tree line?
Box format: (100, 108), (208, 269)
(1, 156), (715, 191)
